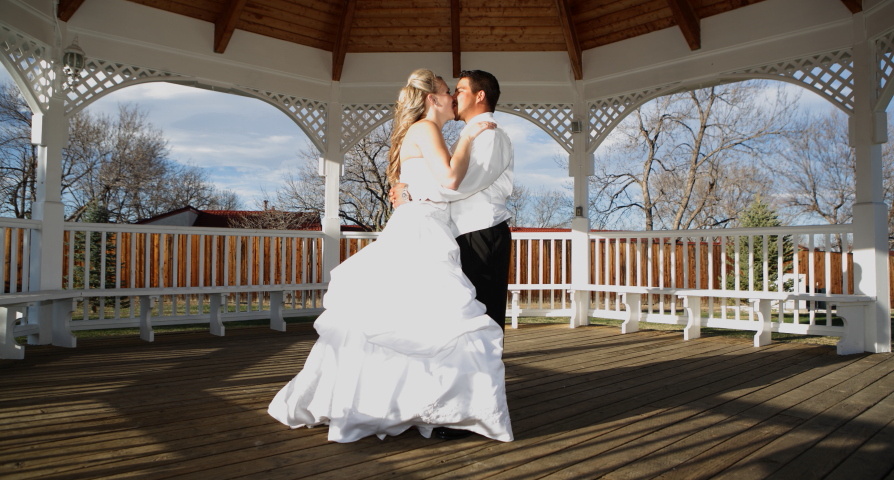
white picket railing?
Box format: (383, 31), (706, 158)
(61, 222), (327, 330)
(587, 224), (857, 336)
(0, 219), (873, 347)
(1, 218), (38, 294)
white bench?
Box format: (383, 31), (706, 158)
(1, 284), (327, 359)
(508, 283), (571, 328)
(678, 289), (875, 355)
(568, 284), (678, 331)
(1, 290), (81, 359)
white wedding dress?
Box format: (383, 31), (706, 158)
(267, 157), (513, 443)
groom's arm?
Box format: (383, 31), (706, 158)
(437, 129), (511, 201)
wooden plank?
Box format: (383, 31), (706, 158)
(2, 325), (894, 480)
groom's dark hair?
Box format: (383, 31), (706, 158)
(459, 70), (501, 112)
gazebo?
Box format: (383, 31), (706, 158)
(0, 0), (892, 358)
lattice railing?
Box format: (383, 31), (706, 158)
(726, 50), (855, 112)
(65, 58), (188, 114)
(877, 29), (894, 107)
(0, 23), (55, 111)
(502, 103), (575, 153)
(341, 104), (392, 153)
(246, 89), (328, 152)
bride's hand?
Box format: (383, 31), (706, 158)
(467, 121), (497, 140)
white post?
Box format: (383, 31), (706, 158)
(569, 80), (591, 327)
(849, 14), (891, 353)
(320, 83), (343, 282)
(28, 94), (68, 345)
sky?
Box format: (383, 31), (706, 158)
(0, 67), (570, 210)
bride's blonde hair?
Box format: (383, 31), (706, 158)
(387, 68), (442, 186)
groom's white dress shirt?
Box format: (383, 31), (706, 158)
(439, 112), (514, 235)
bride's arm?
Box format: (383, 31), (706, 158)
(412, 121), (493, 190)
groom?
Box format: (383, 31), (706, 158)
(391, 70), (514, 440)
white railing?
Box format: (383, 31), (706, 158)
(62, 222), (327, 330)
(1, 219), (874, 348)
(1, 217), (38, 294)
(587, 224), (857, 336)
(509, 230), (574, 317)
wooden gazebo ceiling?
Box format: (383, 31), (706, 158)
(57, 0), (864, 82)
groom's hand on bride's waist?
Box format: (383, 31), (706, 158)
(389, 183), (411, 208)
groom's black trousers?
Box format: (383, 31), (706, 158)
(456, 221), (512, 330)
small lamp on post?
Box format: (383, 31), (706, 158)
(61, 36), (85, 87)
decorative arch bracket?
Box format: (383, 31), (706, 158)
(723, 49), (855, 114)
(341, 104), (392, 154)
(501, 103), (575, 153)
(0, 23), (55, 113)
(586, 84), (679, 153)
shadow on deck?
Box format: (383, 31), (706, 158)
(1, 323), (893, 479)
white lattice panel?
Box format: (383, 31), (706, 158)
(0, 23), (55, 112)
(726, 50), (855, 112)
(248, 89), (328, 152)
(587, 85), (676, 152)
(341, 104), (392, 153)
(502, 104), (575, 153)
(65, 58), (188, 114)
(877, 30), (894, 107)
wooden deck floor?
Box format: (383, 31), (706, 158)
(2, 323), (894, 480)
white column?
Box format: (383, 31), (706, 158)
(569, 81), (591, 327)
(850, 14), (891, 353)
(320, 83), (343, 282)
(28, 95), (67, 345)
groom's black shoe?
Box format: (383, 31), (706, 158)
(434, 427), (472, 440)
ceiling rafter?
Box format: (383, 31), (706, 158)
(554, 0), (582, 81)
(56, 0), (85, 22)
(451, 0), (461, 78)
(214, 0), (248, 54)
(840, 0), (862, 13)
(665, 0), (701, 50)
(332, 0), (357, 81)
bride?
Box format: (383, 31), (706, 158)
(267, 68), (513, 443)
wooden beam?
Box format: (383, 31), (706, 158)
(665, 0), (700, 50)
(553, 0), (582, 80)
(451, 0), (461, 78)
(214, 0), (248, 54)
(840, 0), (862, 13)
(56, 0), (85, 22)
(332, 0), (357, 81)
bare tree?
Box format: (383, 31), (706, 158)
(0, 82), (38, 218)
(64, 104), (239, 222)
(0, 83), (238, 222)
(508, 184), (572, 228)
(776, 109), (894, 247)
(590, 80), (797, 231)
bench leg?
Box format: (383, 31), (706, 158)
(683, 295), (702, 340)
(210, 293), (225, 336)
(0, 307), (24, 360)
(833, 302), (871, 355)
(270, 291), (286, 332)
(620, 293), (642, 334)
(510, 290), (520, 329)
(569, 290), (589, 328)
(140, 296), (156, 342)
(51, 299), (77, 348)
(751, 298), (772, 347)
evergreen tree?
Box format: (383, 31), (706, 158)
(72, 201), (121, 312)
(727, 196), (793, 291)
